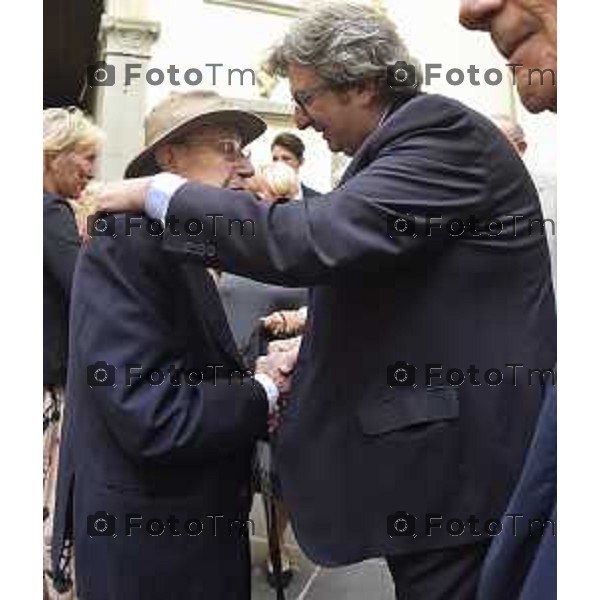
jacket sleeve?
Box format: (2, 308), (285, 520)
(161, 120), (491, 287)
(87, 356), (269, 467)
(75, 230), (268, 467)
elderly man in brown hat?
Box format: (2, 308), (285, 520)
(50, 91), (284, 600)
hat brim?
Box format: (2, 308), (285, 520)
(124, 109), (267, 179)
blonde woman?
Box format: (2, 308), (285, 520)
(43, 106), (103, 599)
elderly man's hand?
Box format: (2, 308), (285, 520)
(261, 308), (306, 337)
(95, 177), (152, 214)
(255, 349), (296, 396)
(256, 341), (301, 434)
(267, 335), (302, 355)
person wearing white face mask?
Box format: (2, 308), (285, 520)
(271, 132), (320, 199)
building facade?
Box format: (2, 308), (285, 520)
(45, 0), (556, 198)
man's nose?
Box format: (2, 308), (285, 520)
(236, 156), (255, 178)
(459, 0), (504, 30)
(294, 106), (312, 130)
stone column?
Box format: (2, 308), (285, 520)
(94, 8), (160, 180)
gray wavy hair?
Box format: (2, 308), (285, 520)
(266, 2), (422, 100)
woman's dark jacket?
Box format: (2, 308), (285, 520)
(43, 192), (80, 385)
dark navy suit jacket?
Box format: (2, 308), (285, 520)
(300, 183), (320, 199)
(52, 215), (268, 600)
(148, 93), (556, 566)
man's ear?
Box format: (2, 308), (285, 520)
(354, 79), (380, 107)
(516, 140), (528, 156)
(154, 144), (176, 171)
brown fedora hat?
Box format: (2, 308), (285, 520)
(124, 90), (266, 178)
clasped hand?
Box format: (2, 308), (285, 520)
(254, 336), (302, 432)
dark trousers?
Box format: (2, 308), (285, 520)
(386, 542), (490, 600)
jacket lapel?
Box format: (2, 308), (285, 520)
(337, 95), (420, 187)
(178, 261), (245, 369)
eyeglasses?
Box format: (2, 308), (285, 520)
(178, 137), (251, 162)
(292, 84), (330, 114)
(214, 139), (251, 162)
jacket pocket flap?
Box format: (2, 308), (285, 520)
(358, 386), (459, 435)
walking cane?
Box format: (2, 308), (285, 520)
(246, 324), (288, 600)
(262, 489), (287, 600)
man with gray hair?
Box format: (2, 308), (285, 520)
(95, 3), (556, 598)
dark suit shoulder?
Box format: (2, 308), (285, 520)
(81, 213), (171, 283)
(381, 94), (489, 143)
(81, 213), (209, 304)
(341, 93), (496, 183)
(85, 213), (166, 252)
(391, 95), (539, 201)
(381, 93), (512, 156)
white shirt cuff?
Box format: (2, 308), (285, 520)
(253, 373), (279, 412)
(145, 172), (188, 222)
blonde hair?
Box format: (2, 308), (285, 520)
(70, 181), (103, 231)
(43, 107), (104, 158)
